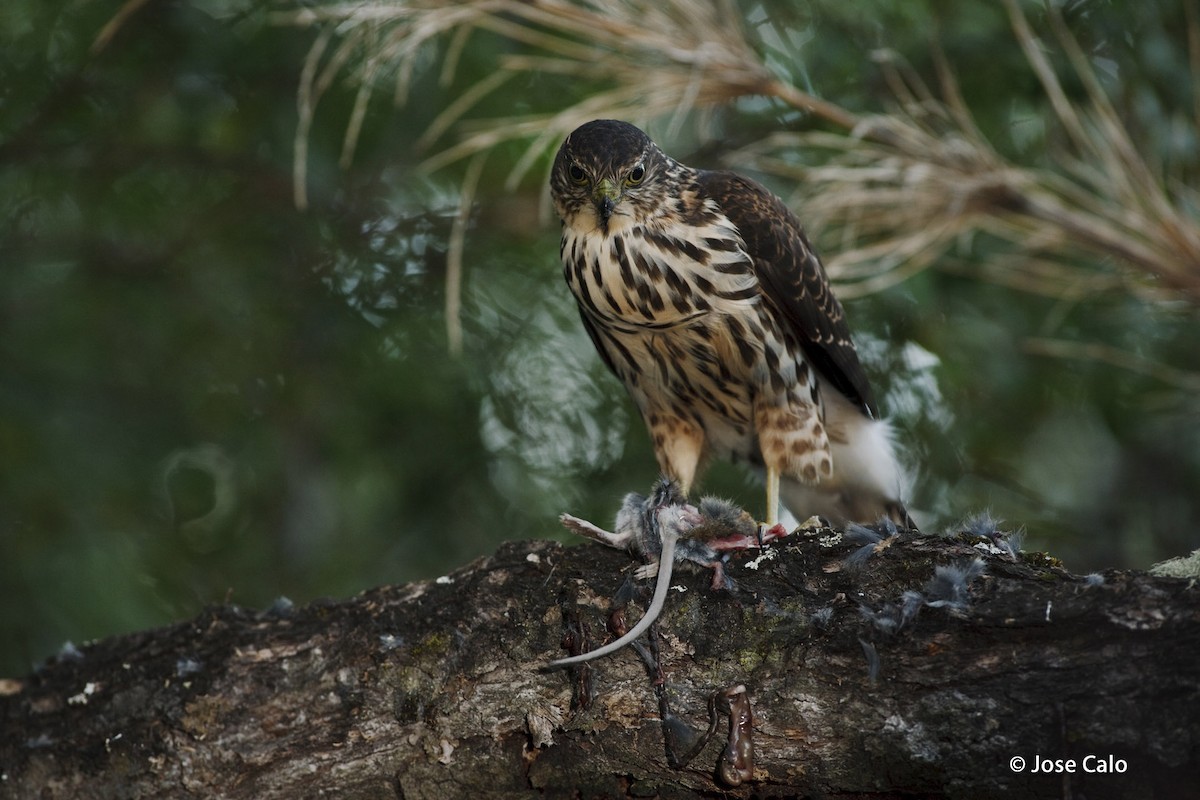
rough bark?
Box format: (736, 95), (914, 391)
(1, 526), (1197, 799)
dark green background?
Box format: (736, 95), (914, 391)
(2, 0), (1197, 677)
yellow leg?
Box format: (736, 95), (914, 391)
(653, 416), (704, 495)
(764, 465), (779, 527)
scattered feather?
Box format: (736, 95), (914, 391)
(860, 604), (901, 637)
(267, 596), (295, 617)
(899, 590), (925, 627)
(842, 520), (900, 570)
(859, 638), (880, 683)
(924, 558), (986, 611)
(810, 606), (834, 630)
(57, 641), (84, 663)
(959, 511), (1002, 538)
(955, 511), (1025, 560)
(991, 529), (1025, 560)
(861, 589), (924, 638)
(845, 522), (883, 546)
(874, 516), (900, 539)
(175, 657), (203, 678)
(844, 541), (880, 570)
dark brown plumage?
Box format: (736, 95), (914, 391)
(551, 119), (909, 526)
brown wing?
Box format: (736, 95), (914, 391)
(699, 170), (878, 418)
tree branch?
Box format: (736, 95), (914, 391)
(2, 528), (1197, 798)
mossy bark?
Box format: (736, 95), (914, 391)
(2, 529), (1197, 799)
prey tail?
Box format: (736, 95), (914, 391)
(544, 534), (678, 669)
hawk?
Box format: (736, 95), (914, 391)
(550, 119), (910, 527)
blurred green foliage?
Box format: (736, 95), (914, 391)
(1, 0), (1197, 677)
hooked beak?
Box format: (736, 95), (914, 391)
(592, 178), (620, 223)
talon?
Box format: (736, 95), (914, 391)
(761, 522), (788, 543)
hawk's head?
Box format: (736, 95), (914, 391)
(550, 120), (674, 235)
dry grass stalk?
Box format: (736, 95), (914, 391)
(1023, 338), (1200, 393)
(277, 0), (858, 350)
(732, 0), (1200, 307)
(282, 0), (1199, 382)
(276, 0), (853, 189)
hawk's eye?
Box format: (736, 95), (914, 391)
(627, 164), (646, 185)
(568, 164), (587, 184)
